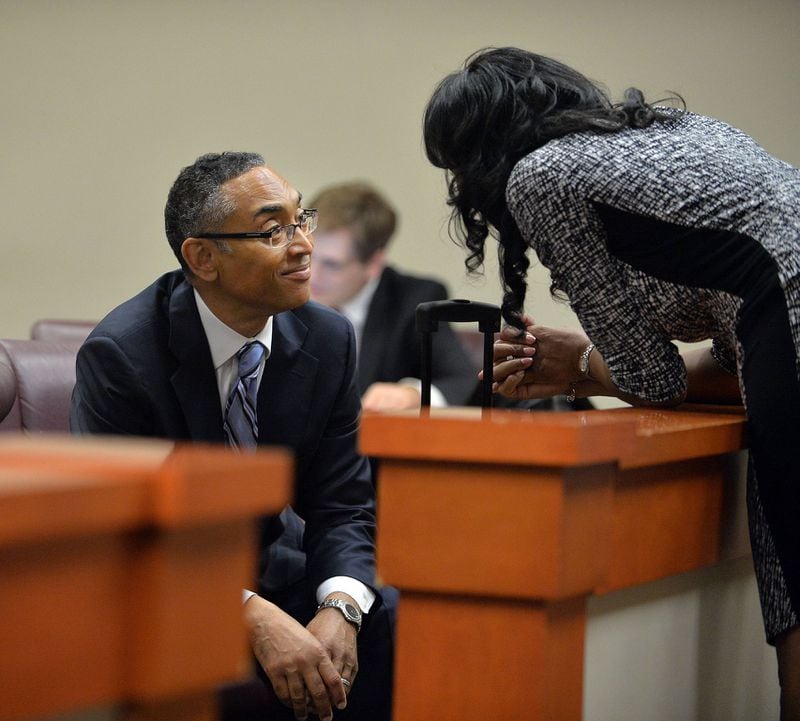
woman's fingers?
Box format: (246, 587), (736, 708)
(493, 342), (536, 361)
(499, 326), (536, 344)
(494, 370), (526, 395)
(480, 354), (533, 382)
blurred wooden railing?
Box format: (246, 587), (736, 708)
(0, 435), (291, 721)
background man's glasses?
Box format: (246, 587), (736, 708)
(196, 208), (318, 249)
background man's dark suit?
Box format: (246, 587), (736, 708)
(358, 266), (476, 406)
(70, 269), (393, 719)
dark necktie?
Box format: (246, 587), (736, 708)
(223, 341), (265, 450)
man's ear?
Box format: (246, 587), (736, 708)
(366, 248), (387, 280)
(181, 237), (218, 282)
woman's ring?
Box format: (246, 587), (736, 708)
(506, 355), (514, 361)
(341, 678), (352, 689)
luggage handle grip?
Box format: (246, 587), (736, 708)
(416, 299), (501, 410)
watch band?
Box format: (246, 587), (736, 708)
(316, 598), (362, 633)
(579, 343), (595, 379)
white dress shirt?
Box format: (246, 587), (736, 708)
(194, 290), (374, 612)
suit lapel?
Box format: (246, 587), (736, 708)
(258, 311), (317, 448)
(167, 281), (226, 443)
(358, 269), (392, 392)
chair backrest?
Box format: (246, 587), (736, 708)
(0, 352), (16, 427)
(30, 319), (95, 345)
(0, 339), (80, 433)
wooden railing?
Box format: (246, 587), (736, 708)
(0, 435), (291, 721)
(361, 406), (747, 721)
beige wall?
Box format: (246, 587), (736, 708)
(1, 0), (798, 338)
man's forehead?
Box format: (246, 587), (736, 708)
(225, 165), (301, 206)
(313, 228), (358, 257)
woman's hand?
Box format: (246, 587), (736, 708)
(487, 315), (728, 408)
(485, 315), (594, 400)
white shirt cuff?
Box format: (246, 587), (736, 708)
(316, 577), (376, 613)
(398, 377), (448, 408)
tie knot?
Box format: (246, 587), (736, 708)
(237, 341), (265, 378)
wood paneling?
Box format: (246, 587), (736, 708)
(0, 437), (291, 721)
(364, 406), (747, 720)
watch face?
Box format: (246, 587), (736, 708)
(344, 603), (361, 620)
(318, 598), (362, 630)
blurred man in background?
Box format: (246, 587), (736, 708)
(309, 182), (475, 411)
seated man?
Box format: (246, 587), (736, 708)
(309, 182), (476, 411)
(70, 152), (393, 721)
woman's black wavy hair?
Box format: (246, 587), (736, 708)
(423, 46), (681, 327)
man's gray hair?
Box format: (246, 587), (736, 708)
(164, 151), (265, 273)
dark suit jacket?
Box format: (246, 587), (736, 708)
(70, 270), (376, 595)
(358, 266), (476, 405)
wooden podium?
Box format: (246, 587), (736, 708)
(0, 435), (292, 721)
(361, 406), (747, 721)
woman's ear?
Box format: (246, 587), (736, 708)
(181, 237), (219, 282)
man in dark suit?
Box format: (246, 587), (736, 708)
(308, 182), (476, 411)
(70, 153), (393, 721)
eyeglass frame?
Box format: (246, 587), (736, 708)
(195, 208), (318, 249)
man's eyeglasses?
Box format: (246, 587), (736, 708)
(196, 208), (318, 249)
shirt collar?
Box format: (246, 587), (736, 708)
(193, 288), (273, 370)
(339, 276), (380, 330)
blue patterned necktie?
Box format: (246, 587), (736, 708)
(223, 341), (265, 450)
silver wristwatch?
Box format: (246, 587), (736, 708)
(316, 598), (362, 633)
(578, 343), (595, 378)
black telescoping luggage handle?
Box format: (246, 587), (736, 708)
(416, 299), (502, 409)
